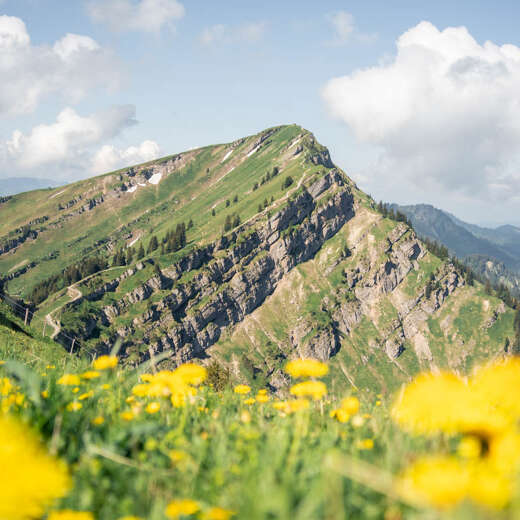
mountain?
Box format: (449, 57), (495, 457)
(0, 126), (514, 394)
(391, 203), (520, 295)
(0, 177), (63, 196)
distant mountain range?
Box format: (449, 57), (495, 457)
(390, 203), (520, 294)
(0, 177), (63, 196)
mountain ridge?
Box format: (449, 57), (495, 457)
(0, 126), (514, 393)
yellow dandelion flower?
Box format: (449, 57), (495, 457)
(48, 511), (94, 520)
(81, 371), (101, 380)
(240, 410), (251, 423)
(146, 401), (161, 414)
(165, 498), (200, 518)
(357, 438), (374, 450)
(118, 517), (143, 520)
(201, 507), (235, 520)
(285, 358), (328, 379)
(72, 387), (79, 394)
(233, 384), (251, 395)
(290, 380), (327, 400)
(457, 436), (482, 459)
(0, 415), (70, 520)
(174, 363), (207, 386)
(1, 377), (13, 395)
(57, 374), (81, 386)
(282, 399), (310, 414)
(140, 373), (153, 382)
(78, 391), (93, 401)
(91, 416), (105, 426)
(396, 455), (470, 509)
(243, 398), (255, 405)
(256, 394), (269, 403)
(391, 371), (510, 436)
(330, 408), (350, 423)
(340, 396), (360, 415)
(66, 402), (82, 412)
(120, 411), (135, 421)
(101, 383), (111, 390)
(92, 355), (118, 370)
(169, 450), (187, 463)
(41, 389), (49, 399)
(257, 388), (268, 395)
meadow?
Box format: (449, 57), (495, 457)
(2, 313), (520, 520)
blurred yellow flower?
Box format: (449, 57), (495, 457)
(146, 401), (161, 414)
(290, 380), (327, 400)
(57, 374), (81, 386)
(0, 415), (70, 520)
(41, 389), (49, 399)
(66, 402), (82, 412)
(285, 358), (328, 379)
(201, 507), (235, 520)
(457, 436), (482, 459)
(234, 385), (251, 395)
(240, 410), (251, 423)
(72, 387), (79, 394)
(101, 384), (111, 390)
(330, 408), (350, 423)
(92, 355), (118, 370)
(169, 450), (188, 463)
(256, 394), (269, 403)
(174, 363), (207, 386)
(120, 411), (135, 421)
(357, 438), (374, 450)
(340, 396), (360, 415)
(48, 511), (94, 520)
(78, 391), (93, 401)
(243, 398), (255, 405)
(92, 416), (105, 426)
(81, 371), (100, 380)
(165, 498), (200, 518)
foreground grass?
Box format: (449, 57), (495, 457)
(1, 319), (520, 520)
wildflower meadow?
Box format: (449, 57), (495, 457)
(2, 347), (520, 520)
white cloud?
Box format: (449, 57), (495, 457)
(87, 0), (185, 33)
(322, 21), (520, 203)
(0, 15), (121, 115)
(199, 21), (266, 46)
(327, 11), (354, 45)
(1, 106), (156, 179)
(92, 140), (161, 173)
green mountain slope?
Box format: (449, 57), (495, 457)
(0, 127), (514, 394)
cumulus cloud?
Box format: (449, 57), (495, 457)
(87, 0), (185, 33)
(1, 105), (158, 179)
(322, 21), (520, 202)
(199, 21), (266, 46)
(0, 15), (121, 115)
(92, 140), (161, 173)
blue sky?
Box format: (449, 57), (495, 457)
(1, 0), (520, 225)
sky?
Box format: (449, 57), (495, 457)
(1, 0), (520, 226)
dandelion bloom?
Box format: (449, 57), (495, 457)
(201, 507), (235, 520)
(165, 499), (200, 518)
(146, 402), (161, 414)
(340, 396), (360, 415)
(48, 512), (94, 520)
(256, 394), (269, 404)
(0, 416), (70, 520)
(357, 438), (374, 450)
(174, 363), (207, 386)
(66, 402), (82, 412)
(285, 359), (328, 379)
(91, 416), (105, 426)
(275, 399), (310, 414)
(243, 398), (255, 405)
(290, 380), (327, 401)
(396, 455), (511, 510)
(81, 371), (100, 380)
(391, 371), (509, 436)
(92, 355), (118, 370)
(120, 411), (135, 421)
(330, 408), (350, 423)
(233, 384), (251, 395)
(79, 391), (93, 401)
(57, 374), (81, 386)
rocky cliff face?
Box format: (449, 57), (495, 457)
(59, 169), (356, 362)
